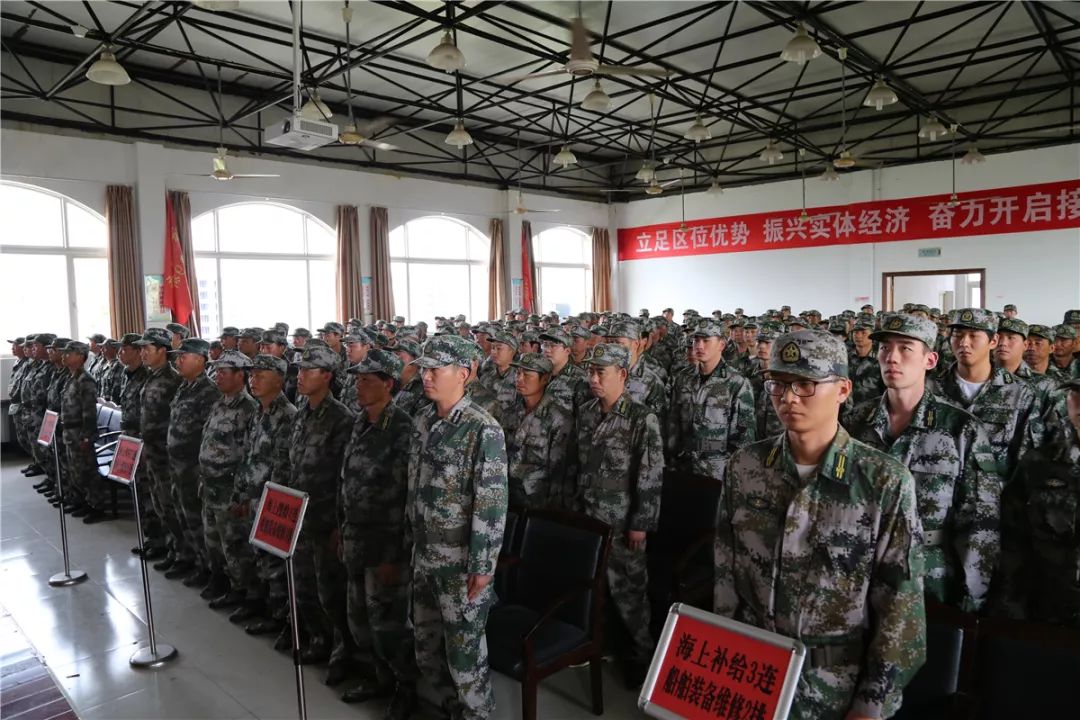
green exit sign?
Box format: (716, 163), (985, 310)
(918, 247), (941, 258)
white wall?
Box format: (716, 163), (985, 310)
(0, 128), (612, 323)
(616, 145), (1080, 326)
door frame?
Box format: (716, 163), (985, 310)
(882, 268), (986, 311)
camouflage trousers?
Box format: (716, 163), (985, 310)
(29, 412), (57, 481)
(170, 460), (205, 568)
(13, 409), (35, 457)
(293, 525), (352, 664)
(342, 532), (415, 685)
(130, 465), (162, 544)
(789, 661), (866, 720)
(200, 482), (234, 584)
(64, 436), (107, 509)
(143, 444), (183, 558)
(412, 569), (496, 720)
(607, 533), (655, 665)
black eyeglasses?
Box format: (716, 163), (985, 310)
(764, 377), (841, 397)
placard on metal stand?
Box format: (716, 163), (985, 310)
(249, 482), (310, 720)
(38, 411), (88, 588)
(639, 603), (806, 720)
(105, 434), (178, 668)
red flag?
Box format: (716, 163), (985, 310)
(162, 198), (193, 325)
(520, 222), (536, 313)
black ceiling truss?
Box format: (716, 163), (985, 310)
(1, 0), (1077, 201)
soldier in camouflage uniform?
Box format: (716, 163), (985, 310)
(166, 338), (222, 586)
(6, 338), (33, 463)
(715, 330), (926, 720)
(392, 339), (425, 415)
(99, 339), (125, 402)
(573, 343), (664, 686)
(166, 322), (189, 350)
(995, 378), (1080, 627)
(45, 338), (73, 507)
(502, 353), (573, 509)
(479, 330), (518, 423)
(994, 318), (1059, 409)
(22, 335), (57, 484)
(569, 325), (591, 367)
(407, 334), (507, 720)
(116, 333), (163, 557)
(1048, 323), (1080, 381)
(747, 325), (786, 439)
(847, 318), (884, 407)
(668, 319), (756, 480)
(463, 346), (501, 425)
(316, 321), (350, 398)
(539, 327), (587, 414)
(847, 313), (1001, 612)
(1022, 323), (1059, 382)
(931, 308), (1041, 479)
(198, 351), (258, 609)
(285, 343), (355, 681)
(337, 331), (373, 414)
(85, 333), (107, 385)
(605, 321), (668, 425)
(258, 329), (300, 404)
(59, 341), (108, 520)
(337, 350), (419, 715)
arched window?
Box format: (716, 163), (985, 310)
(390, 217), (489, 326)
(0, 181), (109, 344)
(533, 226), (592, 316)
(192, 202), (335, 338)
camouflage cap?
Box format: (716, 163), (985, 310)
(570, 326), (592, 341)
(539, 328), (571, 347)
(291, 328), (311, 339)
(172, 338), (211, 357)
(165, 322), (189, 338)
(691, 319), (726, 338)
(511, 352), (554, 375)
(32, 333), (56, 346)
(871, 313), (938, 347)
(273, 322), (290, 334)
(63, 340), (90, 355)
(605, 320), (642, 340)
(491, 331), (519, 351)
(1064, 310), (1080, 324)
(755, 327), (781, 343)
(251, 354), (288, 375)
(259, 330), (287, 346)
(383, 323), (399, 335)
(297, 344), (341, 371)
(412, 334), (474, 369)
(87, 333), (107, 343)
(997, 317), (1029, 338)
(345, 329), (374, 345)
(317, 321), (345, 335)
(209, 339), (223, 351)
(769, 330), (849, 380)
(305, 338), (328, 349)
(1024, 324), (1052, 342)
(584, 342), (630, 369)
(393, 315), (405, 323)
(781, 305), (791, 312)
(639, 308), (650, 317)
(948, 308), (997, 332)
(220, 326), (240, 338)
(133, 327), (172, 348)
(348, 348), (403, 380)
(119, 332), (142, 346)
(1003, 304), (1017, 312)
(212, 350), (253, 369)
(520, 330), (540, 344)
(8, 336), (25, 344)
(393, 339), (422, 358)
(49, 337), (72, 350)
(104, 339), (122, 350)
(827, 320), (847, 335)
(1054, 323), (1078, 340)
(239, 327), (262, 341)
(787, 317), (809, 328)
(911, 304), (931, 315)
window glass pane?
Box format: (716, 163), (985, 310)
(535, 227), (587, 265)
(470, 263), (489, 322)
(539, 266), (588, 317)
(219, 258), (306, 331)
(407, 262), (469, 328)
(66, 203), (107, 248)
(0, 184), (63, 247)
(192, 212), (215, 252)
(390, 261), (408, 319)
(217, 204), (304, 254)
(308, 259), (336, 328)
(306, 218), (334, 256)
(390, 226), (406, 258)
(73, 257), (110, 338)
(1, 254), (69, 339)
(194, 257), (220, 339)
(466, 228), (489, 262)
(403, 217), (466, 259)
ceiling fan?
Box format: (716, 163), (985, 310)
(644, 173), (682, 195)
(495, 15), (669, 85)
(513, 191), (560, 215)
(335, 3), (401, 152)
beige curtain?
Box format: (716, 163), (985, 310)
(168, 191), (201, 336)
(591, 226), (612, 312)
(105, 185), (145, 336)
(487, 218), (506, 320)
(336, 205), (363, 322)
(369, 206), (394, 320)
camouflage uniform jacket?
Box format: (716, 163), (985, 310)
(545, 362), (587, 414)
(1047, 357), (1080, 382)
(714, 428), (926, 719)
(572, 392), (665, 532)
(338, 402), (413, 566)
(167, 374), (221, 463)
(932, 364), (1040, 478)
(7, 357), (30, 410)
(848, 389), (1002, 612)
(198, 390), (258, 485)
(118, 366), (149, 437)
(23, 361), (54, 428)
(139, 364), (181, 448)
(406, 395), (507, 577)
(102, 360), (126, 403)
(847, 346), (884, 407)
(724, 345), (753, 377)
(284, 395), (353, 530)
(997, 428), (1080, 627)
(464, 380), (501, 426)
(60, 370), (98, 444)
(644, 342), (673, 375)
(667, 360), (756, 479)
(504, 394), (574, 509)
(1011, 360), (1060, 399)
(393, 374), (426, 416)
(480, 365), (518, 419)
(626, 358), (669, 424)
(234, 393), (297, 504)
(639, 351), (669, 386)
(46, 366), (69, 412)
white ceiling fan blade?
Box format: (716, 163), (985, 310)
(354, 116), (396, 137)
(229, 173), (281, 178)
(659, 177), (682, 188)
(490, 69), (565, 85)
(597, 64), (670, 77)
(523, 208), (560, 213)
(363, 140), (402, 152)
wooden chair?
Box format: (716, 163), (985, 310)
(486, 509), (612, 720)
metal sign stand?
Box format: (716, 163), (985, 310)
(46, 422), (88, 588)
(127, 472), (178, 668)
(285, 556), (307, 720)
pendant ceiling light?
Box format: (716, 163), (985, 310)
(427, 30), (465, 73)
(759, 140), (784, 165)
(444, 120), (473, 148)
(918, 117), (949, 142)
(820, 165), (840, 181)
(684, 115), (711, 143)
(580, 80), (611, 112)
(863, 77), (898, 111)
(554, 145), (578, 169)
(86, 50), (131, 86)
(779, 23), (822, 65)
(635, 162), (655, 182)
(961, 145), (985, 164)
(833, 150), (857, 169)
(644, 178), (663, 195)
(706, 178), (723, 195)
(300, 91), (332, 121)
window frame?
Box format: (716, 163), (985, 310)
(0, 180), (109, 342)
(532, 225), (593, 316)
(192, 202), (335, 337)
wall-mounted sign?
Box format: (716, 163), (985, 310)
(918, 247), (942, 258)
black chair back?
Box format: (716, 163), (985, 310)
(976, 617), (1080, 719)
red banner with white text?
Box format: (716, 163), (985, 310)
(618, 179), (1080, 262)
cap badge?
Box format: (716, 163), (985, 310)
(887, 317), (904, 331)
(961, 310), (973, 323)
(781, 342), (800, 364)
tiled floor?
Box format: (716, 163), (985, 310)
(0, 455), (646, 719)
